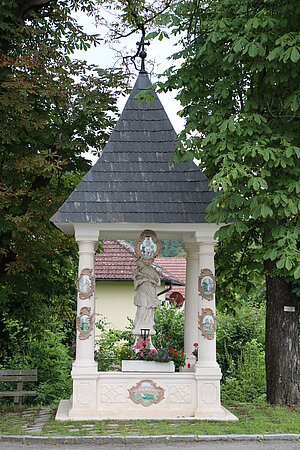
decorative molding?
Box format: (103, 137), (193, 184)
(198, 308), (217, 340)
(76, 307), (94, 340)
(201, 383), (218, 404)
(101, 384), (126, 403)
(77, 268), (95, 300)
(167, 384), (192, 403)
(134, 230), (161, 265)
(128, 379), (165, 407)
(198, 268), (216, 300)
(76, 382), (93, 406)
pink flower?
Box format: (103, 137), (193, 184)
(193, 342), (198, 347)
(152, 349), (157, 353)
(140, 352), (144, 357)
(72, 343), (76, 349)
(140, 340), (147, 346)
(134, 344), (140, 349)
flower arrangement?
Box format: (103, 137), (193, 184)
(119, 344), (135, 361)
(119, 340), (186, 367)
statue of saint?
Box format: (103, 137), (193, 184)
(132, 258), (161, 336)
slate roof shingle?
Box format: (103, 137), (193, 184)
(51, 72), (216, 225)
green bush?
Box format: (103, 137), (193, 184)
(216, 303), (265, 378)
(153, 304), (184, 351)
(221, 339), (266, 403)
(1, 321), (73, 406)
(94, 315), (134, 371)
(28, 329), (73, 405)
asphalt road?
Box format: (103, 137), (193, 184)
(0, 441), (299, 450)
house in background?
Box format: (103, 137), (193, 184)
(94, 240), (185, 331)
(156, 257), (186, 306)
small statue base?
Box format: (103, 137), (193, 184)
(133, 335), (155, 351)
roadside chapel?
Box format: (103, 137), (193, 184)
(50, 46), (237, 421)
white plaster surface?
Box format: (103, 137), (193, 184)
(122, 360), (175, 372)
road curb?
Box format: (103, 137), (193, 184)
(0, 433), (299, 445)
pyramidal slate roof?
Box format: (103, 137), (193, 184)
(51, 72), (216, 225)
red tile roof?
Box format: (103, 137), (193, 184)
(95, 241), (185, 287)
(156, 257), (186, 300)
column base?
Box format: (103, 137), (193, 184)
(72, 360), (98, 375)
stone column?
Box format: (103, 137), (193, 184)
(69, 228), (99, 419)
(195, 237), (223, 419)
(197, 241), (218, 366)
(74, 239), (98, 368)
(183, 242), (200, 358)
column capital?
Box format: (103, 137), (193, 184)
(74, 225), (100, 243)
(183, 241), (201, 253)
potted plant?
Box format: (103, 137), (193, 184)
(121, 340), (186, 372)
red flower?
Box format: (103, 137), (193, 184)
(73, 357), (76, 360)
(169, 347), (173, 352)
(193, 342), (198, 347)
(181, 352), (184, 357)
(188, 363), (191, 369)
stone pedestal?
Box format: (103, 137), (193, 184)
(56, 371), (237, 421)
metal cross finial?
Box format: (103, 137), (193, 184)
(136, 36), (150, 73)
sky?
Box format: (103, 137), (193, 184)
(72, 10), (184, 164)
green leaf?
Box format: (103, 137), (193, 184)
(290, 47), (300, 63)
(252, 18), (260, 29)
(248, 42), (257, 58)
(294, 266), (300, 280)
(276, 259), (285, 269)
(261, 204), (273, 218)
(285, 259), (292, 271)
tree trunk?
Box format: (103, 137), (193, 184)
(265, 260), (300, 405)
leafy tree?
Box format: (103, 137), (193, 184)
(0, 0), (126, 358)
(160, 0), (299, 405)
(160, 240), (183, 257)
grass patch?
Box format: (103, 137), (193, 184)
(0, 407), (41, 435)
(0, 403), (299, 436)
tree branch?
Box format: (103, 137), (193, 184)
(15, 0), (56, 19)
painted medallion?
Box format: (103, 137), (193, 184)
(198, 308), (217, 340)
(76, 306), (94, 340)
(134, 230), (161, 265)
(128, 379), (165, 407)
(77, 268), (95, 300)
(198, 268), (216, 301)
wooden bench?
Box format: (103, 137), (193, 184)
(0, 369), (37, 411)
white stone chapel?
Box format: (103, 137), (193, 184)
(51, 56), (237, 421)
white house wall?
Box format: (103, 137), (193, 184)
(95, 280), (165, 332)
